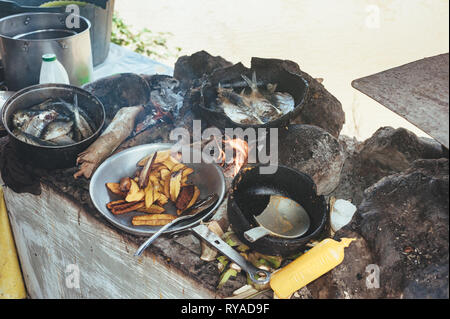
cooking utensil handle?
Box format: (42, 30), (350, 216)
(243, 226), (271, 243)
(134, 193), (220, 257)
(191, 224), (271, 286)
(134, 216), (188, 257)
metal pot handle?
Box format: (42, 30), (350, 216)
(191, 224), (271, 287)
(243, 226), (271, 243)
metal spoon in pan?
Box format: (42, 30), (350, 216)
(134, 193), (219, 257)
(244, 195), (310, 243)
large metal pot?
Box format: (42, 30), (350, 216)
(0, 0), (114, 66)
(0, 12), (93, 91)
(1, 83), (105, 169)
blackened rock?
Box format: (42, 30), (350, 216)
(310, 158), (449, 299)
(317, 158), (449, 299)
(174, 51), (233, 90)
(255, 58), (345, 138)
(83, 73), (150, 123)
(332, 128), (447, 206)
(251, 57), (345, 138)
(279, 124), (345, 195)
(357, 158), (449, 298)
(360, 127), (446, 171)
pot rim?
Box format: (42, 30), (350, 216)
(1, 83), (105, 149)
(0, 12), (91, 42)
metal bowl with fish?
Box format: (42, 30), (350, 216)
(1, 83), (105, 168)
(187, 58), (309, 130)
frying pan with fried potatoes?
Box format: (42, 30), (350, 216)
(89, 143), (226, 236)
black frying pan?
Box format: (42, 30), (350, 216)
(227, 164), (328, 257)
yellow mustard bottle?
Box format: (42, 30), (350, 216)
(270, 238), (355, 299)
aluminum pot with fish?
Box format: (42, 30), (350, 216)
(1, 83), (105, 169)
(187, 58), (309, 130)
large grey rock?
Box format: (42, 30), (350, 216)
(279, 124), (345, 195)
(174, 51), (233, 90)
(274, 59), (345, 139)
(360, 127), (445, 171)
(332, 128), (447, 205)
(309, 158), (449, 299)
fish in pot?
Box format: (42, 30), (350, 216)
(1, 83), (105, 169)
(11, 95), (95, 147)
(216, 72), (295, 125)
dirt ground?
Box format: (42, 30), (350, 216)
(115, 0), (449, 140)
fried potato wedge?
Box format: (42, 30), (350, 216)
(137, 150), (171, 167)
(106, 183), (126, 197)
(136, 204), (165, 214)
(182, 167), (194, 178)
(176, 185), (195, 211)
(186, 186), (200, 210)
(139, 151), (157, 189)
(171, 163), (186, 174)
(106, 199), (126, 210)
(132, 214), (176, 226)
(157, 193), (169, 206)
(126, 179), (145, 202)
(107, 200), (145, 215)
(169, 170), (182, 202)
(119, 177), (132, 193)
(144, 181), (154, 208)
(161, 156), (180, 170)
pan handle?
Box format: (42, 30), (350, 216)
(191, 224), (271, 287)
(243, 226), (271, 243)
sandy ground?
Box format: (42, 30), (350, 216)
(115, 0), (449, 140)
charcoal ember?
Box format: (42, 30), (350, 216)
(278, 124), (345, 195)
(310, 158), (449, 299)
(250, 58), (345, 138)
(331, 127), (448, 205)
(174, 51), (233, 90)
